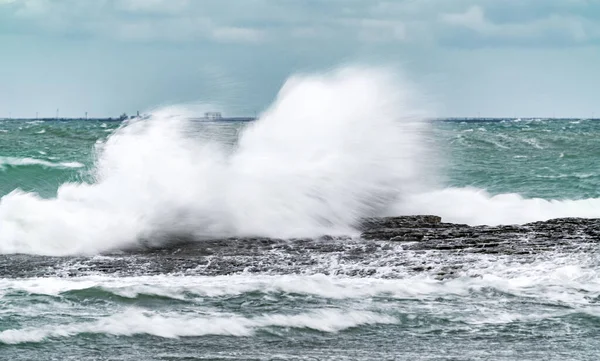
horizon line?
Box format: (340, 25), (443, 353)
(2, 116), (599, 121)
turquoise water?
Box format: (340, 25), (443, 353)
(2, 118), (600, 360)
(438, 119), (600, 200)
(0, 120), (116, 197)
(2, 119), (600, 200)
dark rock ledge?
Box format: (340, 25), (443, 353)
(360, 215), (600, 254)
(1, 216), (599, 278)
(139, 215), (600, 257)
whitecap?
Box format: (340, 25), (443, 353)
(0, 157), (84, 171)
(0, 308), (395, 344)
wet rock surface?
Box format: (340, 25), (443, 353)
(1, 216), (599, 278)
(360, 215), (600, 253)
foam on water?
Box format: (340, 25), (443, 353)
(2, 249), (599, 304)
(396, 187), (600, 225)
(0, 157), (84, 171)
(2, 252), (600, 345)
(0, 308), (395, 344)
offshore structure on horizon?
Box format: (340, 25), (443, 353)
(189, 112), (255, 122)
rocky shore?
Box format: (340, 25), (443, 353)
(1, 216), (598, 278)
(360, 215), (600, 254)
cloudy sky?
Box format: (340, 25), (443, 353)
(1, 0), (599, 118)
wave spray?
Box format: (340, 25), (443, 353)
(0, 67), (431, 255)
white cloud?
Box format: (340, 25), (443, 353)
(440, 5), (599, 46)
(115, 0), (190, 15)
(441, 6), (487, 31)
(290, 26), (320, 39)
(354, 19), (407, 42)
(12, 0), (50, 17)
(100, 18), (266, 44)
(1, 0), (600, 47)
(211, 26), (266, 43)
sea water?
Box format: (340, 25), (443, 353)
(1, 67), (600, 360)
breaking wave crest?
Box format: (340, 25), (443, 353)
(0, 156), (84, 171)
(0, 67), (430, 255)
(395, 187), (600, 226)
(0, 308), (395, 344)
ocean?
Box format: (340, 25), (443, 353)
(1, 69), (600, 360)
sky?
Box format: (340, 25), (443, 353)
(1, 0), (600, 118)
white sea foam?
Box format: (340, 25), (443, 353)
(0, 274), (452, 300)
(0, 66), (432, 255)
(3, 255), (600, 305)
(395, 187), (600, 225)
(0, 156), (84, 171)
(0, 308), (395, 344)
(3, 258), (600, 341)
